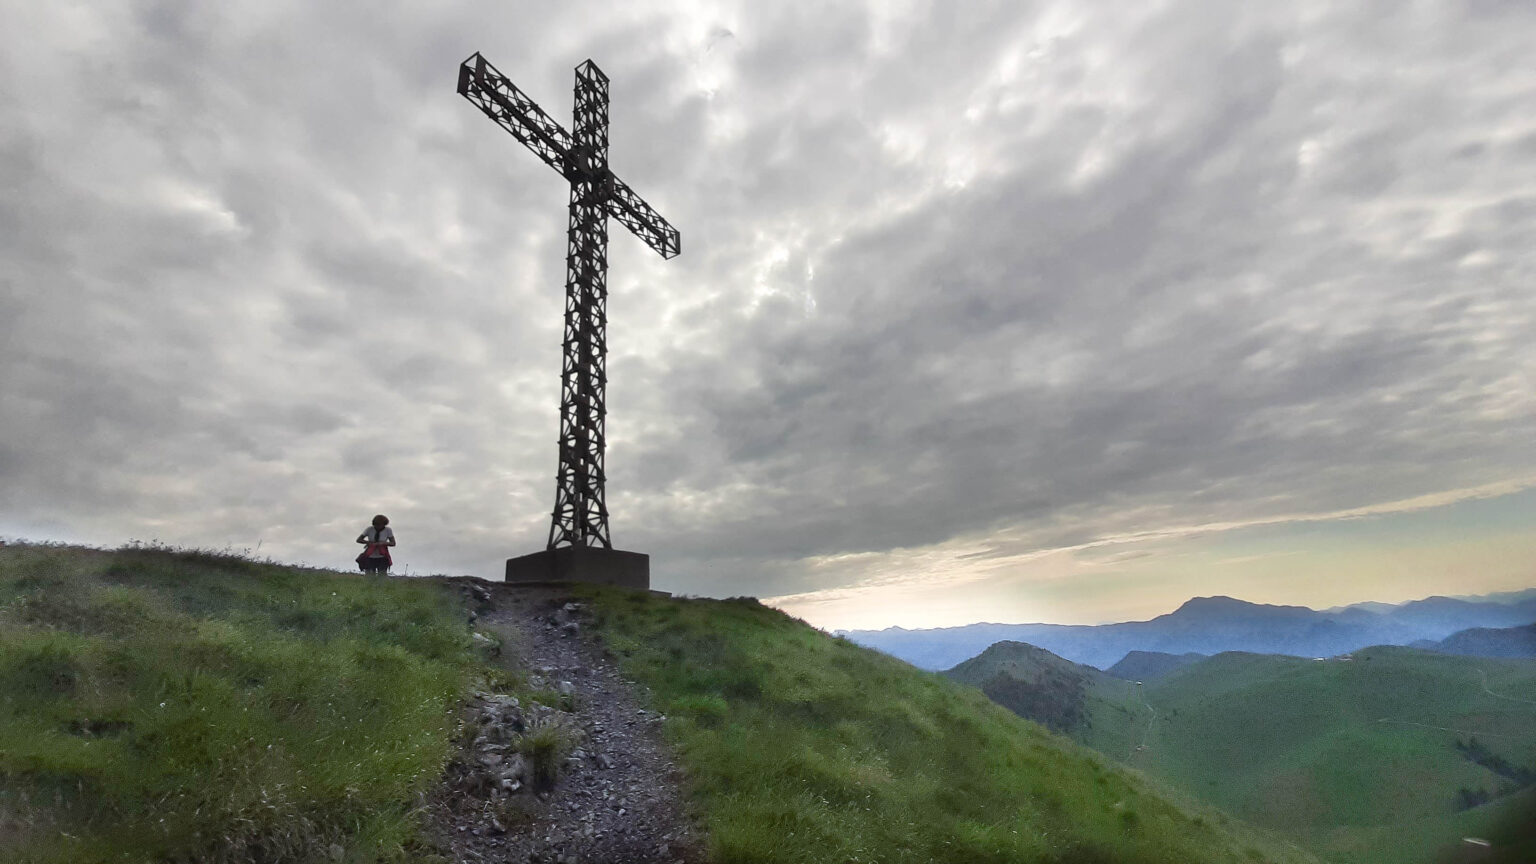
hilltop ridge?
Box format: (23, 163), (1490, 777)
(0, 543), (1320, 864)
(945, 640), (1102, 733)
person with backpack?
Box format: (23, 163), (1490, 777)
(355, 514), (396, 573)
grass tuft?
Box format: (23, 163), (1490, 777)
(518, 717), (575, 791)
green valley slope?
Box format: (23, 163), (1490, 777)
(948, 641), (1536, 864)
(571, 586), (1318, 864)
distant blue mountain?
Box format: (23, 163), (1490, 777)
(1428, 623), (1536, 658)
(1446, 587), (1536, 605)
(839, 590), (1536, 670)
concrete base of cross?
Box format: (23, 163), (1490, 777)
(504, 545), (650, 591)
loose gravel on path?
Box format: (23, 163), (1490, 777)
(428, 581), (705, 864)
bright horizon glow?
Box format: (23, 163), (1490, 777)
(765, 482), (1536, 631)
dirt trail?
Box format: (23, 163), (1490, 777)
(1369, 666), (1536, 742)
(429, 580), (704, 864)
(1135, 685), (1157, 755)
(1477, 667), (1536, 706)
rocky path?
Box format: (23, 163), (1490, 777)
(430, 581), (704, 864)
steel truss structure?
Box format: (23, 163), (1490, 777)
(458, 52), (679, 550)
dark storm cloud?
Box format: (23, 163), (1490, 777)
(1, 1), (1532, 604)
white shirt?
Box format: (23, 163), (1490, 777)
(364, 526), (394, 555)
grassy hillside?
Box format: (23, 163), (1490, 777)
(0, 542), (484, 863)
(954, 640), (1536, 864)
(1105, 651), (1206, 683)
(571, 587), (1319, 864)
(1117, 648), (1536, 864)
(1114, 648), (1535, 856)
(946, 641), (1101, 734)
(3, 543), (1327, 864)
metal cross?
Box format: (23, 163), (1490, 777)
(458, 52), (679, 550)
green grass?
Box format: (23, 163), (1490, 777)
(1068, 648), (1536, 864)
(0, 543), (478, 864)
(573, 587), (1319, 864)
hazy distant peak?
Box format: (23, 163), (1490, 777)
(1397, 595), (1465, 609)
(1175, 595), (1250, 611)
(1322, 601), (1397, 615)
(1169, 596), (1311, 617)
(1446, 587), (1536, 605)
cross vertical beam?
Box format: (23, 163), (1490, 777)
(552, 61), (612, 548)
(457, 52), (679, 563)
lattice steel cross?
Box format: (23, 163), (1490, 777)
(458, 52), (680, 550)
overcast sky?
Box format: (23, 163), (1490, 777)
(3, 0), (1534, 629)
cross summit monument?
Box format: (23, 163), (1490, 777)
(458, 52), (679, 589)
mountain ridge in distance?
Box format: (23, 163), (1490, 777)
(840, 588), (1536, 670)
(1427, 622), (1536, 658)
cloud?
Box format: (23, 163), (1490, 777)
(1, 1), (1533, 621)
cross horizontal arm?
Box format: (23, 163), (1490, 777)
(607, 176), (681, 259)
(458, 52), (572, 175)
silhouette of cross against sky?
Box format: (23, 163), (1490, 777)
(457, 53), (680, 552)
(1, 2), (1532, 629)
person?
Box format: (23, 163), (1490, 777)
(355, 514), (396, 573)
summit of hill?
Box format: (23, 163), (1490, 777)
(0, 542), (1319, 864)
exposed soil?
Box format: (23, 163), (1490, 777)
(426, 580), (705, 864)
